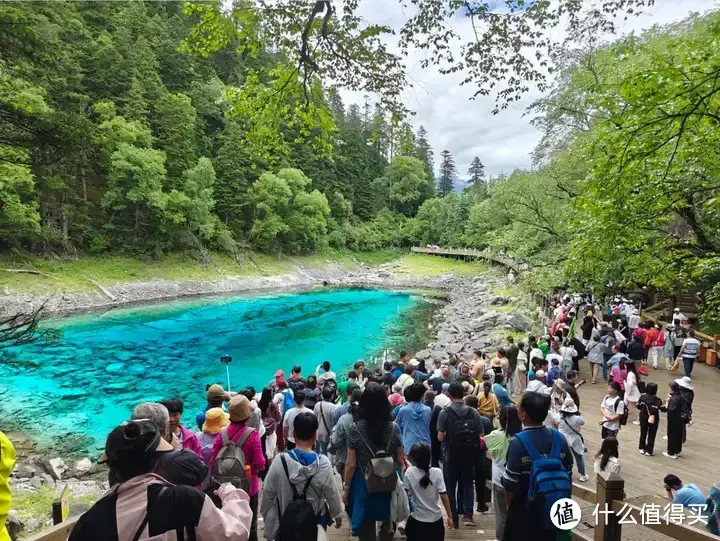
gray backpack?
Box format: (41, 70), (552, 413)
(212, 426), (254, 491)
(358, 429), (397, 493)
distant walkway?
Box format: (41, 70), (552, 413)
(410, 246), (524, 274)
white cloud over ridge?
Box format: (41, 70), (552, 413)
(340, 0), (716, 179)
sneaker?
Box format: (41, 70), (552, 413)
(397, 522), (406, 536)
(463, 517), (476, 527)
(633, 420), (641, 425)
(676, 452), (682, 457)
(645, 452), (654, 457)
(639, 449), (646, 454)
(579, 474), (589, 482)
(476, 504), (488, 513)
(663, 452), (677, 459)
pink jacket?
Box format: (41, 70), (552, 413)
(180, 426), (203, 458)
(208, 423), (265, 496)
(74, 473), (252, 541)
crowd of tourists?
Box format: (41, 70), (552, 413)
(2, 296), (720, 541)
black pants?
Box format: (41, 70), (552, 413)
(601, 426), (618, 439)
(357, 518), (393, 541)
(406, 516), (444, 541)
(639, 419), (659, 454)
(249, 493), (258, 541)
(474, 454), (490, 512)
(667, 418), (683, 456)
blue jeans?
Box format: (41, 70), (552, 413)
(601, 357), (609, 380)
(443, 458), (475, 523)
(571, 448), (586, 476)
(683, 357), (695, 377)
(316, 440), (329, 455)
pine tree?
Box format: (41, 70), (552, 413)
(437, 150), (457, 197)
(468, 156), (485, 184)
(414, 126), (435, 193)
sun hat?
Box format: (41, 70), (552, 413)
(408, 359), (420, 367)
(675, 376), (694, 392)
(202, 407), (230, 434)
(206, 384), (225, 400)
(535, 369), (546, 379)
(228, 394), (254, 423)
(674, 307), (680, 313)
(560, 397), (578, 413)
(491, 357), (502, 368)
(99, 420), (173, 464)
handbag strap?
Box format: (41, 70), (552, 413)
(131, 486), (168, 541)
(562, 416), (584, 439)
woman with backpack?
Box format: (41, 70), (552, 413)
(593, 437), (621, 480)
(485, 405), (523, 541)
(558, 398), (588, 482)
(344, 383), (404, 541)
(208, 395), (266, 541)
(599, 382), (625, 439)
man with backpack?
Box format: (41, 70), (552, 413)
(314, 387), (338, 456)
(289, 366), (306, 393)
(209, 395), (266, 541)
(437, 382), (486, 528)
(261, 412), (343, 541)
(502, 392), (573, 541)
(283, 390), (314, 451)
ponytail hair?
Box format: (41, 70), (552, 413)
(409, 443), (433, 489)
(483, 380), (491, 398)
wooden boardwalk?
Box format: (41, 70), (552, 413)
(410, 246), (523, 274)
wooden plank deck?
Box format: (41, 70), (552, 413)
(569, 360), (719, 498)
(409, 247), (523, 273)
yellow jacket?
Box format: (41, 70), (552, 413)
(0, 432), (15, 541)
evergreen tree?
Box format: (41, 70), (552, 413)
(437, 150), (457, 197)
(468, 157), (485, 184)
(414, 126), (435, 193)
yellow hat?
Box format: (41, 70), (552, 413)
(202, 407), (230, 434)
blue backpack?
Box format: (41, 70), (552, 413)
(282, 390), (295, 415)
(516, 429), (572, 529)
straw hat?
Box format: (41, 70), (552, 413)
(228, 395), (254, 422)
(560, 397), (578, 413)
(202, 407), (230, 434)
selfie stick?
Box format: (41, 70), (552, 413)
(226, 363), (231, 393)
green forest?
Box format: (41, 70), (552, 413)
(2, 1), (720, 317)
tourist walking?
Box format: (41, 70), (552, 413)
(646, 322), (663, 369)
(502, 392), (573, 541)
(395, 383), (432, 455)
(329, 388), (362, 480)
(600, 382), (624, 439)
(485, 405), (522, 541)
(477, 380), (499, 421)
(344, 383), (404, 541)
(623, 361), (641, 425)
(161, 398), (203, 457)
(313, 386), (338, 456)
(593, 437), (621, 479)
(260, 412), (343, 541)
(636, 382), (662, 456)
(675, 376), (694, 442)
(676, 329), (701, 377)
(196, 384), (228, 430)
(661, 382), (685, 459)
(209, 395), (265, 541)
(506, 337), (520, 395)
(282, 390), (314, 451)
(587, 332), (605, 384)
(609, 358), (627, 399)
(663, 326), (677, 370)
(259, 388), (281, 462)
(437, 382), (486, 528)
(558, 397), (588, 482)
(69, 420), (253, 541)
(403, 443), (453, 541)
(198, 407), (230, 464)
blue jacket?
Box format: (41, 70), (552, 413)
(395, 402), (432, 455)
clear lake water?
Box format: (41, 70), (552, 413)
(0, 288), (428, 454)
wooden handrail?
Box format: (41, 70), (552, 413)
(610, 500), (717, 541)
(24, 516), (80, 541)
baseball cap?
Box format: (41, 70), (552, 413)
(99, 420), (173, 464)
(206, 384), (225, 400)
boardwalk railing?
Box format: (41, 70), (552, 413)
(410, 246), (523, 273)
(571, 473), (716, 541)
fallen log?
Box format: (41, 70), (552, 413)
(81, 275), (117, 302)
(3, 268), (59, 280)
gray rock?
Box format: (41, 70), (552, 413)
(12, 462), (38, 479)
(436, 330), (455, 344)
(377, 270), (391, 278)
(25, 518), (43, 533)
(431, 349), (447, 361)
(489, 295), (511, 305)
(470, 312), (499, 330)
(73, 458), (93, 477)
(29, 476), (43, 489)
(46, 457), (67, 480)
(69, 501), (93, 517)
(6, 511), (23, 541)
(113, 350), (134, 362)
(415, 349), (431, 361)
(41, 473), (55, 488)
(105, 362), (125, 374)
(445, 343), (463, 355)
(504, 311), (533, 332)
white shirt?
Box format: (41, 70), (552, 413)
(313, 401), (338, 442)
(628, 314), (641, 329)
(283, 405), (314, 443)
(594, 456), (621, 480)
(316, 370), (337, 386)
(624, 371), (640, 403)
(527, 379), (549, 394)
(546, 353), (563, 365)
(404, 466), (447, 523)
(530, 348), (544, 362)
(601, 394), (624, 431)
(434, 393), (451, 409)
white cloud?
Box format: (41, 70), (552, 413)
(340, 0), (716, 178)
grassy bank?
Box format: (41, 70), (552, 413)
(0, 250), (488, 294)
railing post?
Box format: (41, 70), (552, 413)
(594, 472), (624, 541)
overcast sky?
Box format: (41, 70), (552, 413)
(339, 0), (717, 179)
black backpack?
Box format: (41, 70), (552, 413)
(615, 397), (629, 427)
(277, 454), (317, 541)
(446, 406), (480, 454)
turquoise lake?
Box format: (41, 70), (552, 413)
(0, 288), (423, 453)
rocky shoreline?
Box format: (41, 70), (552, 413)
(4, 264), (536, 539)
